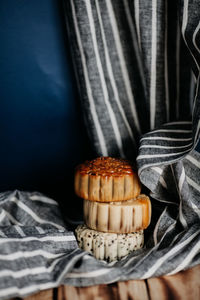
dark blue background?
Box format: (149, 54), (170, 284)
(0, 0), (92, 210)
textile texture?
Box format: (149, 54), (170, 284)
(62, 0), (200, 287)
(1, 0), (200, 299)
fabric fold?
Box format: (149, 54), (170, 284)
(60, 0), (200, 289)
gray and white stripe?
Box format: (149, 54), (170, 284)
(61, 0), (200, 288)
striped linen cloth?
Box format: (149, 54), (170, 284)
(0, 190), (82, 299)
(1, 0), (200, 299)
(61, 0), (200, 286)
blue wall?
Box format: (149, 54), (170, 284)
(0, 0), (91, 208)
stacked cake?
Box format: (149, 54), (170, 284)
(75, 157), (151, 262)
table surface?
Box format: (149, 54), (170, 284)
(12, 264), (200, 300)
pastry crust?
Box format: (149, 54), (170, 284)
(84, 194), (151, 233)
(75, 157), (141, 202)
(75, 224), (144, 262)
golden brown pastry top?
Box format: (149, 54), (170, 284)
(76, 157), (136, 177)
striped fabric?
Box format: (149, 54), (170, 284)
(1, 0), (200, 299)
(61, 0), (200, 287)
(0, 191), (83, 299)
(63, 0), (199, 158)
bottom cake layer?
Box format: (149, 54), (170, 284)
(75, 224), (144, 262)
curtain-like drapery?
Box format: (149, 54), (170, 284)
(64, 0), (199, 158)
(61, 0), (200, 284)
